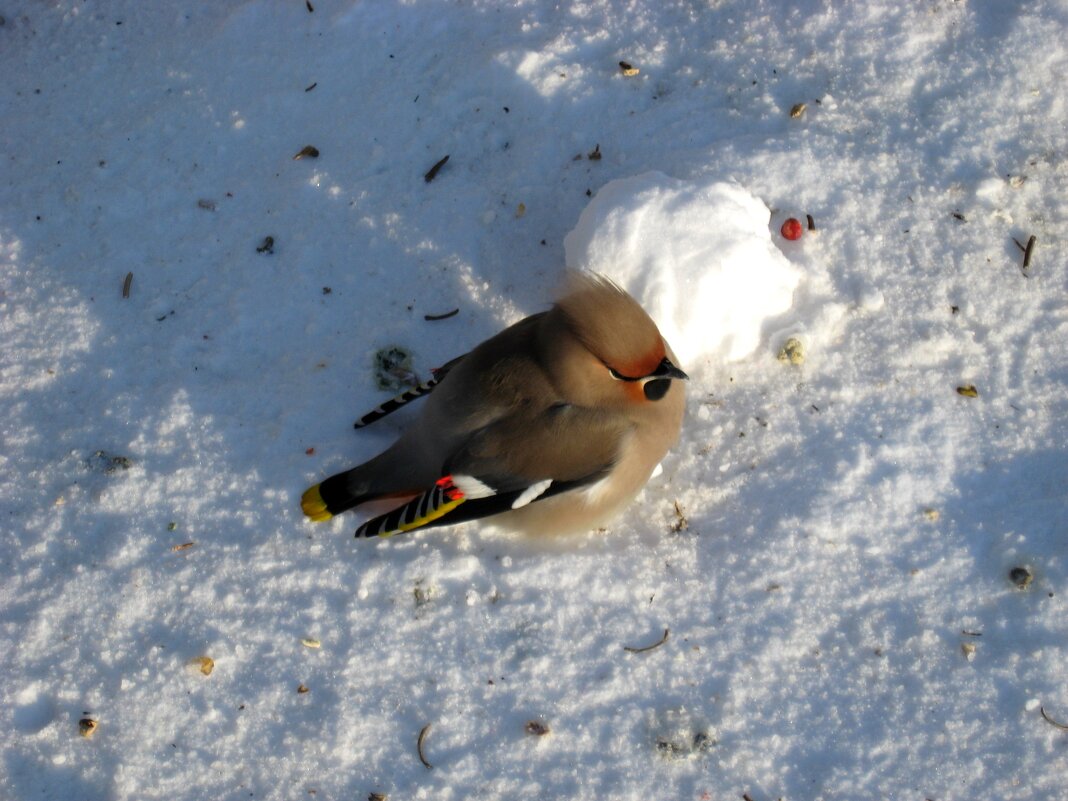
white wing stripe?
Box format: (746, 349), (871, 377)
(511, 479), (553, 509)
(451, 474), (497, 499)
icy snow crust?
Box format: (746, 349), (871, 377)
(2, 2), (1068, 800)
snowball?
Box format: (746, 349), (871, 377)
(563, 172), (802, 366)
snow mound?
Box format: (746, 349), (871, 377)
(564, 172), (802, 367)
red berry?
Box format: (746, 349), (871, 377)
(780, 217), (803, 241)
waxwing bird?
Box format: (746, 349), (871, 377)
(301, 271), (687, 538)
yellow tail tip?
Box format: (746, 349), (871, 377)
(301, 484), (333, 521)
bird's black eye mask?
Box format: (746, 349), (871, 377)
(608, 356), (688, 401)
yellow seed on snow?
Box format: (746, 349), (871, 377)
(190, 656), (214, 676)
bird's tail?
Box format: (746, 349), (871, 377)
(301, 483), (338, 521)
(301, 467), (375, 521)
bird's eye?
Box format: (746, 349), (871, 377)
(643, 379), (671, 401)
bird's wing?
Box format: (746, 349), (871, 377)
(353, 403), (628, 538)
(353, 355), (466, 429)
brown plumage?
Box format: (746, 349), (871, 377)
(301, 271), (687, 537)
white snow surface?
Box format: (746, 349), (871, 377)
(565, 172), (802, 364)
(3, 2), (1068, 800)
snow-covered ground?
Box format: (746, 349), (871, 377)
(2, 2), (1067, 799)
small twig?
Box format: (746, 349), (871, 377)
(806, 213), (816, 231)
(417, 723), (433, 769)
(1012, 237), (1027, 252)
(171, 542), (195, 552)
(961, 630), (982, 637)
(623, 628), (670, 653)
(1023, 234), (1036, 270)
(424, 155), (449, 183)
(293, 145), (319, 160)
(1040, 707), (1068, 731)
(304, 82), (317, 92)
(424, 308), (459, 321)
(122, 272), (133, 298)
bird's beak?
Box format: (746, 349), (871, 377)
(652, 357), (688, 381)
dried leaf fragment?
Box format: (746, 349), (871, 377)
(516, 202), (526, 218)
(171, 542), (195, 552)
(256, 236), (275, 254)
(374, 346), (417, 391)
(671, 500), (688, 533)
(587, 143), (601, 161)
(790, 102), (807, 118)
(293, 145), (320, 160)
(956, 384), (979, 398)
(87, 450), (132, 473)
(297, 683), (310, 694)
(190, 656), (214, 675)
(525, 719), (551, 736)
(122, 272), (133, 298)
(961, 642), (977, 661)
(197, 198), (217, 211)
(413, 585), (433, 607)
(1009, 566), (1033, 588)
(301, 638), (321, 649)
(619, 61), (640, 76)
(79, 718), (98, 738)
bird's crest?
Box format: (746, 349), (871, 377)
(555, 271), (665, 378)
